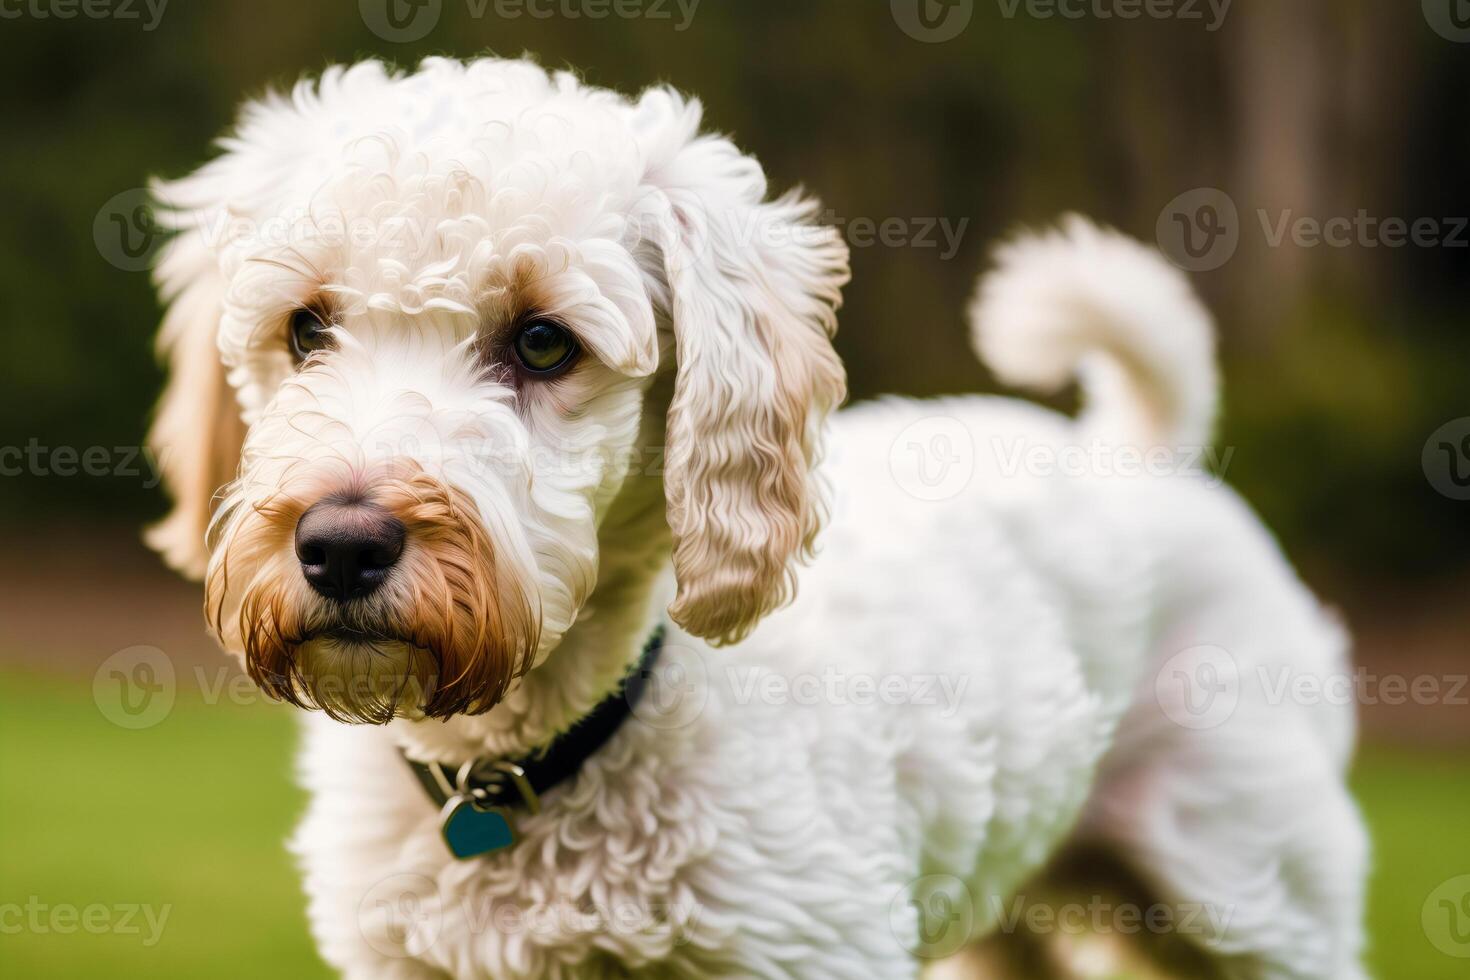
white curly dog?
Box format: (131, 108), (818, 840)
(147, 57), (1368, 979)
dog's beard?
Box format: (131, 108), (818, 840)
(287, 634), (439, 724)
(207, 464), (540, 725)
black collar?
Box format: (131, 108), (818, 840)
(403, 625), (664, 859)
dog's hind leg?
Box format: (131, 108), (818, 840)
(1067, 569), (1371, 980)
(936, 844), (1226, 980)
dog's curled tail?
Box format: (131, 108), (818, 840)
(968, 214), (1219, 450)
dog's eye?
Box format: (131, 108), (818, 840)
(288, 308), (333, 363)
(512, 319), (579, 376)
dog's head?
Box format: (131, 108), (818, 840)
(145, 59), (847, 723)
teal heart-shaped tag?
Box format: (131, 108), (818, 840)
(440, 798), (516, 859)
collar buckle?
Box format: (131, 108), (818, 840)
(464, 760), (541, 815)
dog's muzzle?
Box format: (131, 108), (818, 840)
(207, 463), (539, 725)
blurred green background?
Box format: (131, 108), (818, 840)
(1, 1), (1467, 977)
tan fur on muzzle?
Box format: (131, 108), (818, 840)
(205, 464), (538, 724)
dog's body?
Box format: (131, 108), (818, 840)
(295, 396), (1367, 980)
(147, 58), (1368, 979)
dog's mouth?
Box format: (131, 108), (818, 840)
(244, 622), (444, 725)
(310, 624), (408, 647)
(237, 595), (528, 724)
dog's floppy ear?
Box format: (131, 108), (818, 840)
(631, 90), (849, 645)
(143, 206), (246, 580)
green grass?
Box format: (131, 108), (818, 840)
(1354, 746), (1470, 979)
(0, 669), (329, 978)
(1, 669), (1466, 978)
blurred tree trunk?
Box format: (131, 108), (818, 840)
(1100, 1), (1420, 343)
(1224, 0), (1417, 335)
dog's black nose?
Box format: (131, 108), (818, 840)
(294, 499), (406, 602)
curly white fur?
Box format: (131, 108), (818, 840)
(147, 57), (1368, 980)
(971, 215), (1220, 451)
